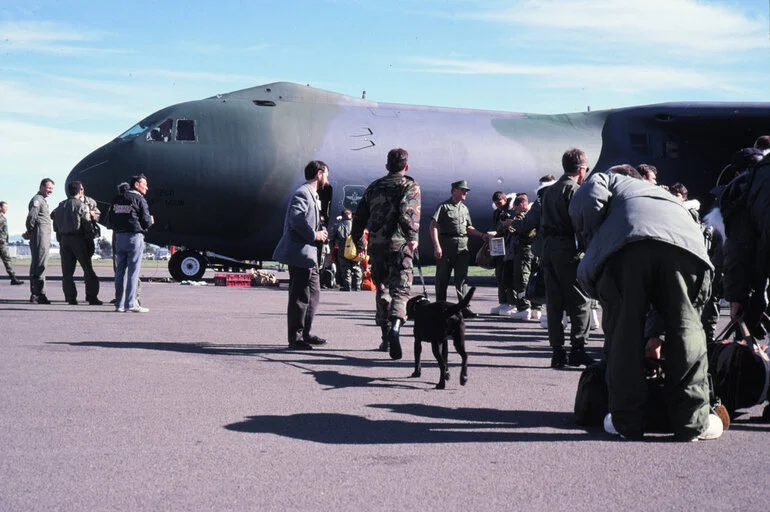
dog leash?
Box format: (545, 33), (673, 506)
(413, 249), (429, 299)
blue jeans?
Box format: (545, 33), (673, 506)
(115, 232), (144, 309)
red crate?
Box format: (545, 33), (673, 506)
(214, 273), (252, 287)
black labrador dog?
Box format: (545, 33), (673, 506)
(406, 287), (475, 389)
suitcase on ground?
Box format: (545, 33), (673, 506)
(708, 319), (770, 418)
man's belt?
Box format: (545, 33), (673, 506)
(439, 233), (465, 238)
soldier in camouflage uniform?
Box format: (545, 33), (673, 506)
(508, 194), (537, 319)
(351, 148), (421, 360)
(0, 201), (24, 285)
(430, 180), (489, 317)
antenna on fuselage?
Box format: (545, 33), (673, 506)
(362, 90), (366, 99)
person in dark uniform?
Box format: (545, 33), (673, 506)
(351, 148), (421, 359)
(109, 175), (154, 313)
(571, 166), (722, 441)
(52, 181), (102, 305)
(0, 201), (24, 286)
(272, 161), (331, 350)
(540, 149), (592, 368)
(430, 180), (489, 318)
(25, 178), (54, 304)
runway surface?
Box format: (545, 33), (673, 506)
(1, 270), (768, 511)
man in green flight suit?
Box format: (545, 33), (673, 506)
(430, 180), (489, 317)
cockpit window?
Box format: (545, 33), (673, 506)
(119, 122), (149, 140)
(176, 119), (196, 141)
(146, 118), (173, 142)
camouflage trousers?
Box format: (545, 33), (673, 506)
(370, 247), (414, 324)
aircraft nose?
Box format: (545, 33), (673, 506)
(67, 140), (123, 208)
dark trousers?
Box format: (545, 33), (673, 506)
(596, 240), (711, 439)
(287, 265), (320, 344)
(494, 257), (514, 304)
(543, 248), (591, 350)
(512, 244), (533, 311)
(60, 234), (100, 301)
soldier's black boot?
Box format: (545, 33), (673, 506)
(550, 347), (567, 369)
(10, 275), (24, 285)
(387, 318), (403, 360)
(378, 324), (390, 352)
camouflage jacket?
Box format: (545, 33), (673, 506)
(351, 173), (421, 253)
(0, 212), (7, 244)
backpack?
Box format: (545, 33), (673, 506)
(708, 335), (770, 418)
(343, 235), (358, 261)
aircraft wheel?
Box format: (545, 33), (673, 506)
(169, 250), (207, 281)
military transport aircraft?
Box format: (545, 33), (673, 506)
(66, 82), (770, 280)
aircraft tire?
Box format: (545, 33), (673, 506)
(169, 250), (207, 281)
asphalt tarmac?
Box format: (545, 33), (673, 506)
(1, 268), (768, 511)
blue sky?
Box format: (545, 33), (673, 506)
(1, 0), (769, 233)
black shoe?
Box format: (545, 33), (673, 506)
(31, 295), (51, 305)
(67, 299), (79, 305)
(30, 295), (37, 303)
(387, 318), (403, 360)
(568, 348), (595, 367)
(339, 287), (350, 292)
(288, 341), (314, 350)
(462, 308), (477, 319)
(305, 335), (327, 346)
(378, 340), (389, 351)
(551, 348), (567, 369)
(10, 278), (24, 285)
(87, 298), (104, 306)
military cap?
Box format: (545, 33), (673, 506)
(451, 180), (471, 191)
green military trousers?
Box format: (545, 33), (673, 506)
(434, 236), (469, 303)
(542, 247), (591, 349)
(596, 240), (712, 440)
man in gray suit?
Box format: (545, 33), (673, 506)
(272, 160), (331, 350)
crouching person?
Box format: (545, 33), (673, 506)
(569, 165), (723, 441)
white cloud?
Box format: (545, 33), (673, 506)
(403, 57), (729, 93)
(0, 81), (142, 120)
(465, 0), (767, 54)
(0, 20), (129, 55)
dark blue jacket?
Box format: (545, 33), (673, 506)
(108, 189), (153, 234)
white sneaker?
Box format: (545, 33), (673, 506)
(115, 307), (125, 313)
(694, 413), (724, 441)
(530, 310), (542, 321)
(509, 308), (531, 320)
(498, 304), (516, 316)
(590, 309), (600, 330)
(490, 304), (506, 315)
(127, 306), (149, 313)
(604, 413), (620, 436)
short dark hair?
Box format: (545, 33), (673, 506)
(513, 194), (529, 207)
(386, 148), (408, 173)
(40, 178), (54, 188)
(67, 181), (83, 197)
(636, 164), (657, 180)
(608, 164), (642, 179)
(670, 182), (688, 200)
(492, 190), (506, 202)
(0, 201), (7, 208)
(538, 174), (556, 183)
(561, 148), (587, 174)
(754, 135), (770, 151)
(130, 174), (147, 189)
(304, 160), (328, 180)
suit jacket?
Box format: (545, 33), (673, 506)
(272, 183), (321, 268)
